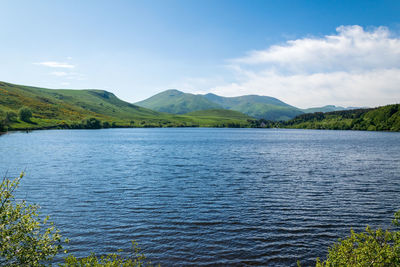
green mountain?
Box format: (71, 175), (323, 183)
(203, 93), (303, 121)
(302, 105), (361, 113)
(135, 89), (221, 114)
(185, 109), (253, 120)
(285, 104), (400, 131)
(136, 90), (304, 121)
(0, 82), (252, 130)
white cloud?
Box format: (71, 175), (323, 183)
(35, 61), (75, 68)
(212, 25), (400, 108)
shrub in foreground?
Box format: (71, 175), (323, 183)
(0, 173), (153, 266)
(0, 173), (64, 266)
(315, 211), (400, 266)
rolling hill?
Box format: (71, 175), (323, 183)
(135, 89), (222, 114)
(136, 90), (304, 121)
(302, 105), (361, 113)
(0, 82), (253, 131)
(284, 104), (400, 131)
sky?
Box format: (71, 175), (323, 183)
(1, 0), (400, 108)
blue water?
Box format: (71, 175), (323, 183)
(1, 128), (400, 266)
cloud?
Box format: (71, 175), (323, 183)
(212, 25), (400, 108)
(35, 61), (75, 68)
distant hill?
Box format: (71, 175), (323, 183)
(0, 82), (252, 130)
(136, 90), (303, 121)
(185, 109), (253, 120)
(302, 105), (362, 113)
(203, 93), (303, 121)
(285, 104), (400, 131)
(135, 89), (221, 114)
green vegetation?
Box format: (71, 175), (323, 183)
(0, 173), (152, 266)
(1, 81), (398, 132)
(0, 81), (253, 132)
(315, 211), (400, 266)
(283, 104), (400, 131)
(135, 89), (304, 120)
(203, 93), (304, 120)
(135, 89), (221, 114)
(18, 107), (33, 122)
(301, 105), (357, 114)
(0, 173), (64, 266)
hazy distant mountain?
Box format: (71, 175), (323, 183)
(302, 105), (363, 113)
(203, 93), (303, 121)
(135, 89), (222, 114)
(136, 90), (303, 121)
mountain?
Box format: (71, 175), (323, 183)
(185, 109), (253, 120)
(203, 93), (303, 121)
(135, 89), (221, 114)
(0, 82), (252, 130)
(136, 90), (303, 121)
(285, 104), (400, 131)
(302, 105), (362, 113)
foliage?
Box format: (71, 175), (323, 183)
(5, 111), (18, 123)
(0, 81), (253, 131)
(102, 121), (111, 128)
(316, 211), (400, 266)
(0, 120), (5, 132)
(135, 89), (222, 114)
(136, 89), (304, 120)
(0, 173), (155, 267)
(0, 173), (64, 266)
(283, 104), (400, 132)
(82, 117), (102, 129)
(60, 241), (153, 267)
(18, 106), (33, 122)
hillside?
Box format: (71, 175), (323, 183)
(302, 105), (361, 113)
(0, 82), (253, 131)
(284, 104), (400, 131)
(136, 90), (304, 121)
(203, 93), (303, 121)
(185, 109), (252, 120)
(135, 89), (221, 114)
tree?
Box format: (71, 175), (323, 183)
(18, 107), (33, 122)
(82, 118), (102, 129)
(0, 120), (5, 132)
(0, 173), (64, 266)
(316, 211), (400, 266)
(5, 111), (18, 123)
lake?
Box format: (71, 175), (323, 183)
(1, 128), (400, 266)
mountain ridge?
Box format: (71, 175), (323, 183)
(136, 89), (361, 121)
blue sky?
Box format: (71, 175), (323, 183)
(1, 0), (400, 107)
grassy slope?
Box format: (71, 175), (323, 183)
(285, 104), (400, 131)
(136, 90), (304, 121)
(203, 93), (304, 121)
(0, 82), (252, 130)
(135, 89), (222, 114)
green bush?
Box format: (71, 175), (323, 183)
(0, 173), (64, 266)
(0, 173), (153, 267)
(18, 107), (33, 122)
(5, 111), (18, 123)
(60, 241), (150, 267)
(316, 211), (400, 266)
(82, 118), (102, 129)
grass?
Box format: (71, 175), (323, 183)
(0, 81), (253, 130)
